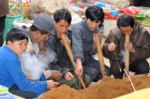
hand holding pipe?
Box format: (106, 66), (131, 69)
(60, 34), (86, 88)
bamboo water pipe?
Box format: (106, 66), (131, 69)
(94, 34), (106, 78)
(61, 34), (86, 88)
(124, 34), (130, 74)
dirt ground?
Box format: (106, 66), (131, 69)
(41, 75), (150, 99)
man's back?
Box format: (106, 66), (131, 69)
(0, 46), (20, 88)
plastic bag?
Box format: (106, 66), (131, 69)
(30, 0), (69, 15)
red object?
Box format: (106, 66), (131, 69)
(119, 6), (141, 17)
(105, 12), (118, 20)
(79, 6), (85, 9)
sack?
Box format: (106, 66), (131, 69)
(30, 0), (42, 13)
(30, 0), (69, 15)
(3, 14), (24, 41)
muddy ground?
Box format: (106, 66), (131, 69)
(41, 75), (150, 99)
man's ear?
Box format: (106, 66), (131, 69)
(7, 41), (13, 46)
(48, 32), (51, 36)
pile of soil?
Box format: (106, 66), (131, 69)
(41, 75), (150, 99)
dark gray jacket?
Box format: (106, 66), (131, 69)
(71, 20), (104, 64)
(46, 31), (74, 75)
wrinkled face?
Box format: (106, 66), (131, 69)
(30, 31), (49, 44)
(8, 39), (28, 56)
(119, 26), (133, 35)
(87, 19), (101, 31)
(55, 20), (70, 38)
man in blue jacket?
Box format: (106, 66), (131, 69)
(0, 28), (59, 98)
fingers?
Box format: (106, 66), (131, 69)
(65, 72), (74, 80)
(93, 33), (102, 43)
(51, 70), (63, 81)
(61, 35), (71, 45)
(124, 42), (135, 52)
(75, 66), (83, 77)
(44, 70), (52, 79)
(108, 42), (116, 52)
(75, 59), (83, 77)
(47, 80), (60, 89)
(54, 82), (60, 87)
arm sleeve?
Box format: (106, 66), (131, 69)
(71, 26), (84, 60)
(131, 30), (150, 59)
(6, 61), (48, 96)
(102, 30), (118, 60)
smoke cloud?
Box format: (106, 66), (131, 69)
(21, 49), (56, 80)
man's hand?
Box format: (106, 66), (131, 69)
(93, 33), (102, 41)
(75, 65), (83, 77)
(64, 72), (74, 80)
(124, 42), (135, 52)
(51, 70), (63, 81)
(93, 33), (102, 48)
(47, 80), (59, 90)
(108, 42), (117, 52)
(61, 35), (71, 46)
(44, 70), (62, 81)
(75, 59), (83, 77)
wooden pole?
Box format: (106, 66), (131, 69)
(95, 34), (106, 78)
(61, 34), (86, 88)
(124, 34), (130, 74)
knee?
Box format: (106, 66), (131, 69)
(134, 59), (149, 74)
(105, 66), (112, 76)
(84, 67), (100, 81)
(110, 63), (124, 79)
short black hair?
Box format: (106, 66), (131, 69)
(54, 8), (72, 25)
(117, 14), (135, 28)
(30, 25), (48, 35)
(6, 28), (29, 44)
(85, 6), (104, 23)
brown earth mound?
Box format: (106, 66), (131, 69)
(41, 75), (150, 99)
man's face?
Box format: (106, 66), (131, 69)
(119, 26), (134, 35)
(87, 19), (100, 31)
(30, 31), (49, 44)
(55, 20), (70, 38)
(8, 39), (28, 56)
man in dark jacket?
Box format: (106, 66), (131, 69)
(0, 0), (9, 46)
(48, 8), (91, 89)
(71, 6), (111, 82)
(103, 14), (150, 79)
